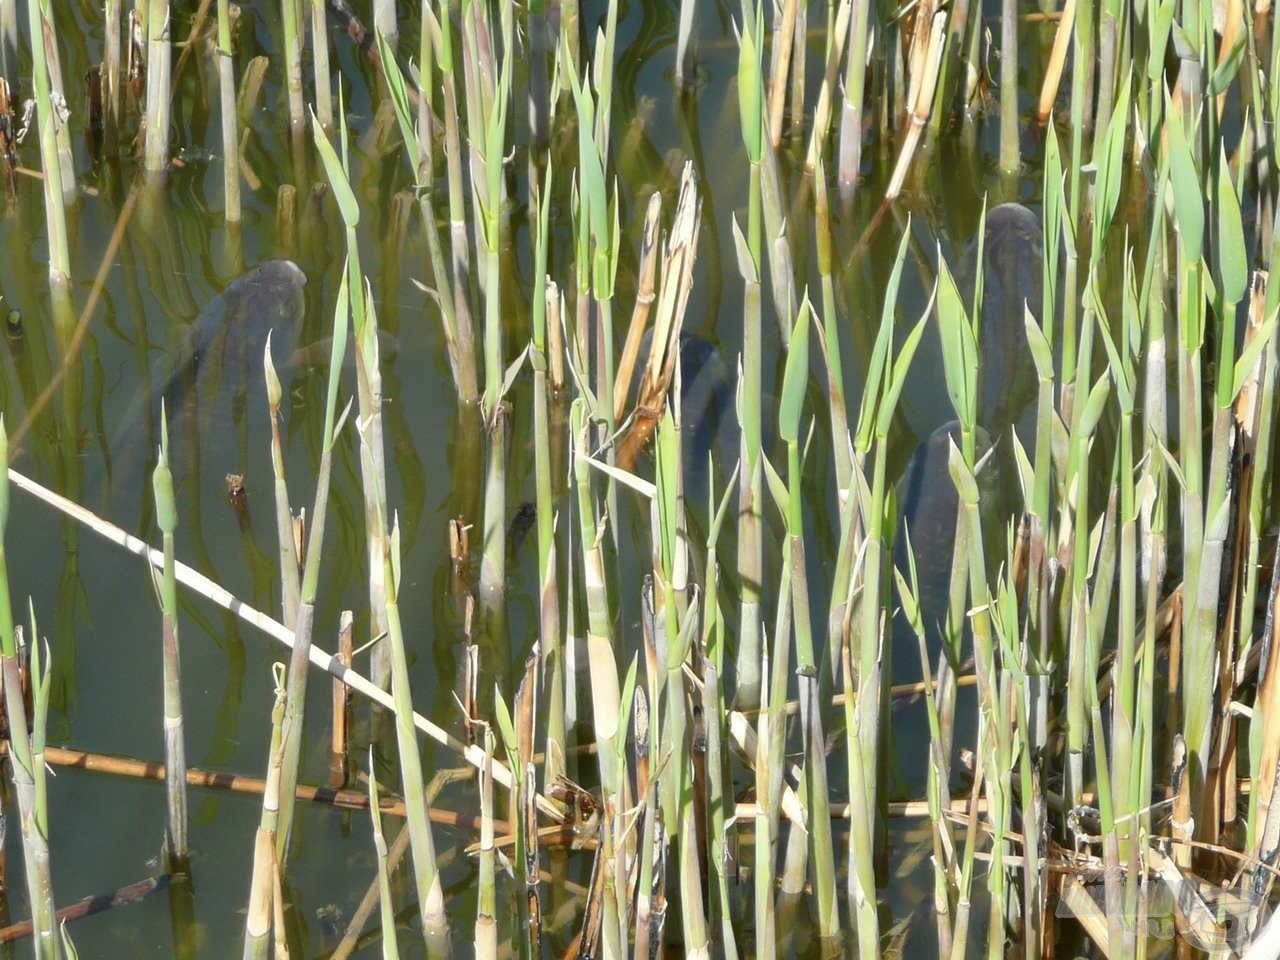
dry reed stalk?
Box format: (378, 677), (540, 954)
(1058, 875), (1114, 958)
(766, 0), (800, 146)
(676, 0), (698, 86)
(0, 739), (503, 823)
(618, 164), (702, 468)
(236, 55), (270, 123)
(0, 875), (166, 944)
(1252, 557), (1280, 858)
(330, 611), (353, 778)
(614, 191), (663, 424)
(243, 679), (286, 957)
(547, 280), (565, 393)
(11, 181), (140, 452)
(885, 11), (945, 200)
(1036, 0), (1076, 122)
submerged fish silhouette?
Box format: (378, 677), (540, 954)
(625, 330), (740, 501)
(889, 205), (1043, 670)
(894, 421), (1013, 653)
(108, 260), (307, 493)
(671, 333), (739, 488)
(954, 202), (1043, 433)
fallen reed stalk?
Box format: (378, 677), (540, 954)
(0, 740), (505, 829)
(0, 876), (167, 944)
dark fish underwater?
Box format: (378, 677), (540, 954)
(106, 260), (307, 508)
(892, 204), (1043, 680)
(954, 202), (1043, 434)
(622, 330), (741, 503)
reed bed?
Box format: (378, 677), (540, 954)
(3, 0), (1280, 958)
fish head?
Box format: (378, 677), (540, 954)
(222, 259), (307, 365)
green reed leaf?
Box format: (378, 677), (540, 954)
(311, 111), (359, 228)
(1093, 75), (1130, 247)
(935, 253), (977, 428)
(1208, 28), (1246, 96)
(1079, 372), (1113, 439)
(1232, 310), (1278, 399)
(1165, 91), (1204, 258)
(737, 12), (763, 163)
(1214, 141), (1247, 307)
(779, 298), (811, 444)
(376, 30), (421, 178)
(855, 226), (911, 451)
(877, 288), (934, 438)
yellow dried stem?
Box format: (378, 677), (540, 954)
(1037, 0), (1077, 122)
(886, 11), (945, 200)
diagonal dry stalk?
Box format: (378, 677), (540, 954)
(6, 465), (568, 822)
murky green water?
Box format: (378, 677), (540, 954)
(0, 0), (1070, 955)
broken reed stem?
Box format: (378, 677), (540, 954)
(331, 611), (353, 767)
(1037, 0), (1077, 122)
(0, 875), (167, 945)
(311, 0), (333, 127)
(886, 11), (946, 200)
(243, 677), (287, 959)
(0, 740), (506, 829)
(215, 0), (241, 222)
(143, 0), (171, 172)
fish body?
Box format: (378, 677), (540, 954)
(626, 330), (741, 501)
(955, 202), (1043, 433)
(671, 333), (739, 495)
(108, 260), (307, 497)
(893, 421), (1014, 674)
(157, 260), (306, 429)
(890, 204), (1043, 667)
